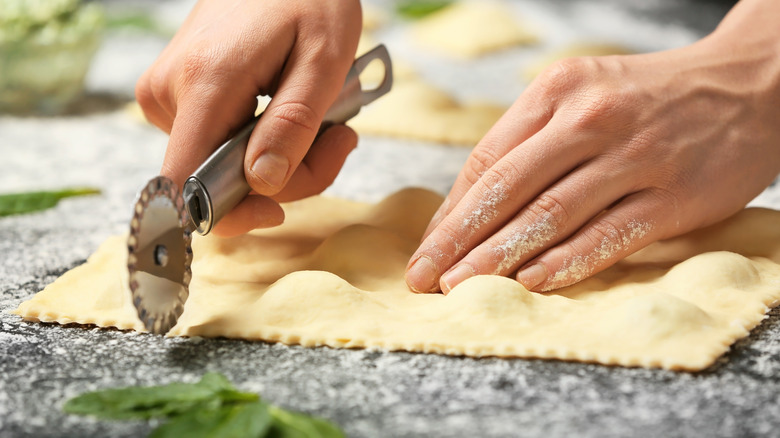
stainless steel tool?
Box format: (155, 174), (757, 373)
(128, 45), (393, 334)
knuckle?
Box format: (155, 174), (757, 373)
(179, 47), (222, 89)
(569, 87), (623, 132)
(134, 73), (153, 108)
(583, 218), (628, 255)
(527, 192), (571, 231)
(477, 161), (520, 197)
(535, 57), (592, 95)
(268, 99), (321, 135)
(462, 147), (503, 187)
(136, 65), (172, 111)
(148, 70), (172, 107)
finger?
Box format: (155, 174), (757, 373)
(244, 46), (355, 197)
(515, 190), (664, 292)
(271, 124), (358, 203)
(405, 123), (595, 294)
(438, 156), (639, 293)
(135, 68), (175, 134)
(211, 194), (285, 238)
(161, 78), (259, 189)
(421, 83), (556, 240)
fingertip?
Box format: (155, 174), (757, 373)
(247, 149), (291, 195)
(516, 262), (549, 292)
(405, 255), (440, 294)
(440, 263), (476, 295)
(159, 160), (188, 190)
(319, 123), (358, 150)
(268, 124), (358, 203)
(211, 195), (285, 238)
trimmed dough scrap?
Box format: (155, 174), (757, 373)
(411, 0), (538, 58)
(13, 188), (780, 371)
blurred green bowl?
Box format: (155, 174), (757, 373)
(0, 0), (104, 115)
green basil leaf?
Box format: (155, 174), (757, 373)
(267, 406), (345, 438)
(0, 187), (100, 217)
(197, 372), (237, 393)
(395, 0), (453, 19)
(63, 373), (257, 420)
(150, 400), (272, 438)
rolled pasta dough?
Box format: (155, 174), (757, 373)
(13, 188), (780, 371)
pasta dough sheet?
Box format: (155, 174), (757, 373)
(13, 188), (780, 371)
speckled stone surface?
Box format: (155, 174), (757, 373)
(2, 1), (779, 437)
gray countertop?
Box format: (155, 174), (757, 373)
(2, 1), (779, 437)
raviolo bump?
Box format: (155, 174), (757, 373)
(603, 293), (714, 340)
(255, 271), (372, 327)
(662, 251), (761, 290)
(445, 275), (536, 309)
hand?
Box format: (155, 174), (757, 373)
(136, 0), (362, 236)
(405, 0), (780, 293)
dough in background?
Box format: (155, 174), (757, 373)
(362, 3), (387, 31)
(411, 0), (538, 58)
(349, 78), (506, 145)
(356, 34), (417, 87)
(13, 188), (780, 371)
(523, 43), (635, 82)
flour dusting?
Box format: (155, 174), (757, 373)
(545, 220), (653, 290)
(462, 181), (510, 232)
(493, 213), (558, 273)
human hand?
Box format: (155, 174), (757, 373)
(406, 0), (780, 293)
(136, 0), (362, 236)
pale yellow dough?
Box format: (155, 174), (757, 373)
(13, 189), (780, 371)
(411, 0), (538, 58)
(349, 79), (506, 145)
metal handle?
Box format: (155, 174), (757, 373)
(183, 44), (393, 235)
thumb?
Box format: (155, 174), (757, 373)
(244, 50), (353, 196)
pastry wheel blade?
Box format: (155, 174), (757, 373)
(127, 176), (193, 334)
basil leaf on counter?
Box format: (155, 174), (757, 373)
(63, 372), (258, 420)
(0, 187), (100, 217)
(395, 0), (453, 19)
(268, 407), (345, 438)
(150, 401), (272, 438)
(64, 372), (345, 438)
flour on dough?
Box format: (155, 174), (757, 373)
(349, 79), (506, 145)
(411, 0), (538, 58)
(13, 189), (780, 371)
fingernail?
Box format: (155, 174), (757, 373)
(251, 151), (289, 188)
(441, 264), (475, 294)
(517, 263), (547, 291)
(406, 256), (438, 293)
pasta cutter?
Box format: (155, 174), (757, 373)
(127, 45), (393, 334)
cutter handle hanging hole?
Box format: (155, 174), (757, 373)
(353, 44), (393, 106)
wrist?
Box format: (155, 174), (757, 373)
(700, 0), (780, 99)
